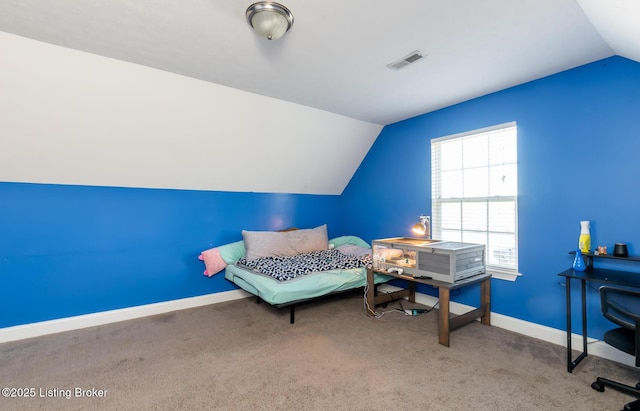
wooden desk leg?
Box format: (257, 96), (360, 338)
(438, 286), (451, 347)
(480, 277), (491, 326)
(366, 268), (375, 316)
(408, 281), (416, 303)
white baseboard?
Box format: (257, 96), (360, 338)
(1, 286), (635, 368)
(379, 284), (636, 368)
(0, 289), (251, 344)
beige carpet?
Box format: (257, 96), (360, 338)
(1, 292), (638, 411)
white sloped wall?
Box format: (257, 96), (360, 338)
(0, 32), (382, 195)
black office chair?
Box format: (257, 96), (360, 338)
(591, 286), (640, 410)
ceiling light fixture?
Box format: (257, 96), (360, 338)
(246, 2), (294, 41)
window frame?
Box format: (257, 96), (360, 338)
(431, 122), (521, 281)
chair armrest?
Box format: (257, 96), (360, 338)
(600, 286), (640, 328)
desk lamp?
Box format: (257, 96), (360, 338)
(412, 215), (431, 239)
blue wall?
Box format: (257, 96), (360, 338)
(3, 56), (640, 339)
(341, 56), (640, 339)
(0, 182), (341, 328)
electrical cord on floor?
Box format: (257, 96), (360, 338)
(363, 282), (439, 318)
(399, 298), (439, 316)
(363, 282), (397, 318)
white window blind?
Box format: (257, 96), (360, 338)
(431, 122), (519, 279)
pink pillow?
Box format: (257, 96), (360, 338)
(199, 248), (226, 277)
(199, 240), (246, 277)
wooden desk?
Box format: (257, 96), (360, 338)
(366, 268), (491, 347)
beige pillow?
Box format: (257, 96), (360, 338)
(242, 224), (329, 261)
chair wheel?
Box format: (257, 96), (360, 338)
(591, 381), (605, 392)
(624, 398), (640, 410)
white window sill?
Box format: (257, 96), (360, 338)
(487, 268), (521, 282)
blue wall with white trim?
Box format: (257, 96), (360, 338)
(2, 56), (640, 340)
(341, 56), (640, 338)
(0, 183), (341, 328)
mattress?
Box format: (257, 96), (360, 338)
(225, 263), (392, 306)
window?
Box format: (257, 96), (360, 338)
(431, 122), (519, 281)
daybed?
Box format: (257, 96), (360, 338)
(199, 225), (391, 323)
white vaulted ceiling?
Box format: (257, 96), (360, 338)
(1, 1), (639, 195)
(1, 0), (638, 126)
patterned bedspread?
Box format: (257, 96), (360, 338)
(236, 249), (372, 282)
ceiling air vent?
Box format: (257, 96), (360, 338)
(387, 50), (426, 71)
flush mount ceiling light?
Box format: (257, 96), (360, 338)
(246, 2), (294, 40)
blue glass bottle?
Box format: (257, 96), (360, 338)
(573, 249), (586, 271)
